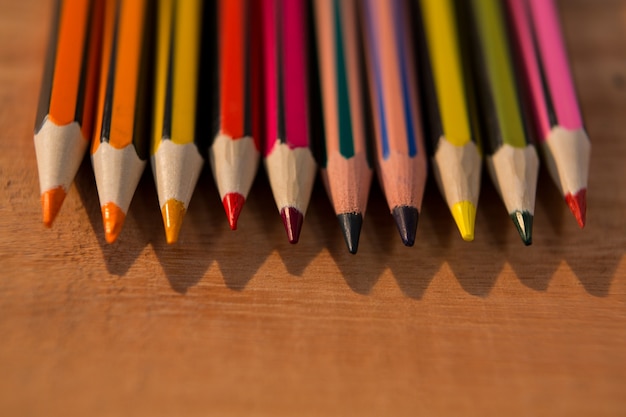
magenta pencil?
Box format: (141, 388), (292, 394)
(507, 0), (590, 227)
(262, 0), (317, 244)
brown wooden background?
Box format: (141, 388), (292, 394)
(1, 0), (625, 416)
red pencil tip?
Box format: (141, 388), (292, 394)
(102, 203), (126, 244)
(222, 193), (245, 231)
(565, 189), (587, 228)
(41, 186), (66, 227)
(280, 207), (304, 244)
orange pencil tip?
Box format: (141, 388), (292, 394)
(102, 203), (126, 244)
(565, 189), (587, 228)
(223, 193), (245, 231)
(162, 199), (186, 244)
(42, 187), (66, 228)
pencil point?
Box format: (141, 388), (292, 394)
(162, 199), (186, 244)
(280, 207), (304, 244)
(392, 206), (419, 247)
(41, 187), (66, 228)
(511, 211), (533, 246)
(102, 203), (126, 244)
(223, 192), (245, 231)
(451, 201), (476, 242)
(337, 213), (363, 254)
(565, 189), (586, 228)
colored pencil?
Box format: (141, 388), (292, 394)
(507, 0), (590, 228)
(151, 0), (204, 244)
(208, 0), (260, 231)
(313, 0), (373, 254)
(417, 0), (482, 242)
(463, 0), (540, 245)
(362, 0), (428, 247)
(91, 0), (152, 243)
(262, 0), (318, 244)
(34, 0), (103, 227)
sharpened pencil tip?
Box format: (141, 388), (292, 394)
(162, 199), (186, 244)
(511, 211), (533, 246)
(337, 212), (363, 254)
(223, 192), (245, 231)
(451, 201), (476, 242)
(392, 206), (419, 247)
(102, 203), (126, 244)
(565, 189), (586, 228)
(42, 186), (66, 228)
(280, 207), (304, 244)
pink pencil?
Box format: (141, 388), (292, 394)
(262, 0), (317, 244)
(508, 0), (590, 228)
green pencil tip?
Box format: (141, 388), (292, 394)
(511, 211), (533, 246)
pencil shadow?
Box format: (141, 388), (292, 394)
(562, 185), (625, 298)
(213, 171), (276, 291)
(266, 171), (326, 279)
(507, 168), (563, 292)
(387, 179), (447, 299)
(446, 174), (507, 297)
(151, 166), (218, 294)
(323, 180), (387, 295)
(74, 156), (156, 276)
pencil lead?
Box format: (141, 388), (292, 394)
(223, 192), (245, 231)
(565, 189), (586, 228)
(337, 212), (363, 255)
(102, 202), (125, 244)
(451, 201), (476, 242)
(162, 199), (186, 244)
(392, 206), (419, 247)
(511, 210), (533, 246)
(280, 207), (304, 244)
(42, 186), (66, 228)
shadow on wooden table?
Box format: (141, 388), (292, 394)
(74, 153), (622, 298)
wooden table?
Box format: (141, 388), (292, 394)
(1, 1), (625, 416)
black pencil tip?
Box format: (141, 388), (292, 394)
(511, 210), (533, 246)
(337, 212), (363, 254)
(392, 206), (419, 247)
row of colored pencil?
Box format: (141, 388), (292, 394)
(34, 0), (590, 253)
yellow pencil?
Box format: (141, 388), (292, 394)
(418, 0), (482, 241)
(151, 0), (204, 244)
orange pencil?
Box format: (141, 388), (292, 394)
(34, 0), (103, 227)
(91, 0), (153, 243)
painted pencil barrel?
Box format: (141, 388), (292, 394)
(262, 0), (318, 244)
(91, 0), (153, 243)
(362, 0), (428, 247)
(313, 0), (373, 253)
(34, 0), (104, 227)
(150, 0), (204, 244)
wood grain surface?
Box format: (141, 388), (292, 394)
(1, 0), (625, 416)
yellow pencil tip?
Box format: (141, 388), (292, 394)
(161, 199), (186, 244)
(41, 187), (66, 227)
(102, 202), (126, 244)
(451, 201), (476, 242)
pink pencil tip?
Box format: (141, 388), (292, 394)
(280, 207), (304, 244)
(222, 193), (245, 231)
(565, 189), (587, 228)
